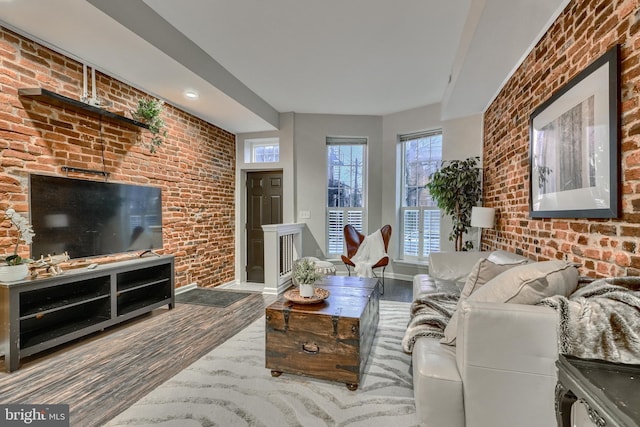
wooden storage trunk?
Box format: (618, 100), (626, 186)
(265, 276), (379, 390)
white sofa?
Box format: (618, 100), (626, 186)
(411, 250), (575, 427)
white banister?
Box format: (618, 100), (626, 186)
(261, 223), (305, 295)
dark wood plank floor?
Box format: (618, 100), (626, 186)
(0, 291), (277, 426)
(0, 278), (412, 426)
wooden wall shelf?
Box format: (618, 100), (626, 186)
(18, 87), (150, 131)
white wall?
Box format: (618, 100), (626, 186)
(235, 112), (294, 282)
(381, 106), (483, 278)
(235, 107), (483, 283)
(293, 113), (382, 258)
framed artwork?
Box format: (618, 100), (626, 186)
(529, 45), (620, 218)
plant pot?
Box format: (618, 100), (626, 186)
(299, 283), (315, 298)
(0, 263), (28, 283)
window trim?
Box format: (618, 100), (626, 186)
(325, 137), (368, 257)
(399, 129), (442, 261)
(245, 137), (280, 163)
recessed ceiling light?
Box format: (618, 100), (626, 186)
(184, 90), (199, 100)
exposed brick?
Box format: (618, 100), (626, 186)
(0, 27), (235, 288)
(483, 0), (640, 278)
(589, 224), (617, 235)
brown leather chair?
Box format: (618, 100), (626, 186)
(340, 224), (392, 294)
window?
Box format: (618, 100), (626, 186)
(400, 130), (442, 260)
(326, 137), (367, 256)
(245, 138), (279, 163)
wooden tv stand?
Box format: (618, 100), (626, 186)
(0, 255), (174, 372)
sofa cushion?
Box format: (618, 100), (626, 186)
(441, 260), (579, 345)
(412, 338), (464, 427)
(441, 258), (519, 345)
(413, 274), (461, 297)
(487, 250), (530, 265)
(428, 251), (490, 285)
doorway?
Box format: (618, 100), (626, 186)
(246, 171), (283, 283)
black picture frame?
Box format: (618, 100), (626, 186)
(529, 44), (620, 219)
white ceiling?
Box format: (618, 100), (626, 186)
(0, 0), (569, 134)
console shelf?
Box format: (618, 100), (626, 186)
(0, 255), (174, 371)
(18, 87), (150, 131)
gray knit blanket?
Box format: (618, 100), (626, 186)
(538, 279), (640, 364)
(401, 292), (459, 354)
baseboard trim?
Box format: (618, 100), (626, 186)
(175, 283), (197, 294)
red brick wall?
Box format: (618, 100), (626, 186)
(0, 27), (236, 287)
(483, 0), (640, 277)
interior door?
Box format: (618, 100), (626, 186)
(246, 171), (283, 283)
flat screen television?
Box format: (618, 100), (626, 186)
(29, 174), (163, 259)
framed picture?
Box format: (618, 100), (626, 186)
(529, 45), (620, 218)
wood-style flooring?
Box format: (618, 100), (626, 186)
(0, 279), (412, 426)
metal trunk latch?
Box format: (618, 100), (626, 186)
(283, 306), (291, 332)
(332, 307), (342, 336)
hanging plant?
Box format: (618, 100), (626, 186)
(131, 98), (167, 153)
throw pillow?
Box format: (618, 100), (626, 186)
(440, 260), (579, 346)
(459, 258), (517, 301)
(441, 258), (518, 345)
(467, 260), (579, 304)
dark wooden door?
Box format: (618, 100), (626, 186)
(246, 171), (283, 282)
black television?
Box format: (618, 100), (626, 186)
(29, 174), (163, 259)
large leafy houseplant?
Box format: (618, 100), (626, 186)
(426, 156), (481, 251)
(131, 98), (167, 153)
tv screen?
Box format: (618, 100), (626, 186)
(29, 174), (163, 259)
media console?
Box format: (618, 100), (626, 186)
(0, 255), (174, 372)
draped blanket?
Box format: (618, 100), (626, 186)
(402, 292), (459, 354)
(352, 229), (387, 278)
(538, 280), (640, 364)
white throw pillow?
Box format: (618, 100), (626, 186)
(441, 260), (579, 346)
(441, 258), (518, 345)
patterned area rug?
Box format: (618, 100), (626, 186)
(106, 301), (419, 426)
(175, 288), (252, 308)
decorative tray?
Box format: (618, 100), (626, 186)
(283, 287), (330, 304)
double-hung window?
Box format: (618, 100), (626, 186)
(400, 130), (442, 260)
(326, 137), (367, 257)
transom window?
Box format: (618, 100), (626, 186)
(245, 138), (279, 163)
(400, 130), (442, 260)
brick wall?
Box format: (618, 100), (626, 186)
(0, 27), (236, 287)
(483, 0), (640, 277)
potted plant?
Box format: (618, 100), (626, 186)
(0, 207), (35, 282)
(131, 98), (167, 153)
(293, 258), (322, 297)
(425, 156), (481, 251)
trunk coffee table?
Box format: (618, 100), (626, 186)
(265, 276), (380, 390)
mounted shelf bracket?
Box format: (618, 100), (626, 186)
(61, 166), (109, 178)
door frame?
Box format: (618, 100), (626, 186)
(245, 170), (283, 283)
(237, 168), (284, 284)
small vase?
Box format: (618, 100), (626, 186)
(0, 263), (29, 283)
(299, 283), (315, 298)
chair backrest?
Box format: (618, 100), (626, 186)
(344, 224), (392, 258)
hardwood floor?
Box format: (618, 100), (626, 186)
(0, 292), (276, 426)
(0, 278), (412, 426)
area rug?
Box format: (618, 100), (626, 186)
(105, 300), (419, 426)
(175, 288), (252, 308)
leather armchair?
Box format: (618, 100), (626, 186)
(341, 224), (391, 292)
